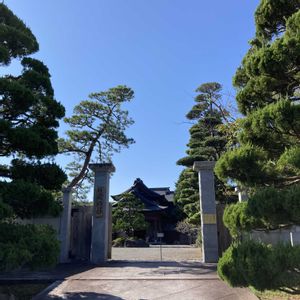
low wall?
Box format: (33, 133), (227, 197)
(249, 226), (300, 246)
(18, 216), (62, 240)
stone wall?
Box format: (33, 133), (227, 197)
(18, 216), (62, 240)
(248, 226), (300, 246)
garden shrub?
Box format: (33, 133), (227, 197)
(223, 186), (300, 236)
(0, 223), (60, 271)
(218, 239), (300, 291)
(223, 202), (261, 238)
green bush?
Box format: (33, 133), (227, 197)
(223, 186), (300, 235)
(223, 202), (261, 238)
(0, 223), (60, 271)
(218, 239), (300, 291)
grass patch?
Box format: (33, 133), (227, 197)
(0, 283), (49, 299)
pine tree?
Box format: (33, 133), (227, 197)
(216, 0), (300, 194)
(112, 193), (148, 237)
(215, 0), (300, 235)
(216, 1), (300, 289)
(0, 3), (66, 270)
(58, 86), (135, 198)
(0, 3), (66, 220)
(175, 83), (232, 224)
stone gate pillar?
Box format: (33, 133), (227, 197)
(89, 163), (115, 264)
(193, 161), (219, 263)
(59, 187), (72, 263)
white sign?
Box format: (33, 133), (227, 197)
(157, 233), (164, 238)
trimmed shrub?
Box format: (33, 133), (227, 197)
(0, 223), (60, 271)
(218, 239), (300, 291)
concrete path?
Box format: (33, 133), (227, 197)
(112, 246), (202, 261)
(34, 261), (258, 300)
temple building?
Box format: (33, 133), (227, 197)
(112, 178), (180, 243)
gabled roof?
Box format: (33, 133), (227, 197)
(112, 178), (171, 211)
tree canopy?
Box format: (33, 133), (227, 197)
(215, 0), (300, 234)
(59, 86), (135, 198)
(0, 3), (66, 220)
(0, 3), (64, 270)
(112, 193), (148, 237)
(175, 82), (235, 224)
(216, 1), (300, 191)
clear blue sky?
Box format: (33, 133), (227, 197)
(4, 0), (260, 196)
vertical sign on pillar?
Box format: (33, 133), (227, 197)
(89, 163), (115, 264)
(193, 161), (219, 263)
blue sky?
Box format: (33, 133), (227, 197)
(4, 0), (260, 196)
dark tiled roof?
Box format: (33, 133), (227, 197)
(112, 178), (172, 211)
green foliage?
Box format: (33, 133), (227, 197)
(0, 180), (62, 219)
(10, 159), (66, 191)
(0, 223), (60, 271)
(277, 146), (300, 175)
(0, 4), (64, 270)
(175, 83), (236, 225)
(217, 0), (300, 188)
(59, 85), (135, 198)
(255, 0), (300, 42)
(0, 3), (39, 65)
(215, 144), (270, 186)
(223, 186), (300, 234)
(174, 168), (200, 224)
(112, 193), (148, 237)
(223, 202), (261, 238)
(0, 4), (66, 222)
(217, 0), (300, 290)
(218, 240), (300, 291)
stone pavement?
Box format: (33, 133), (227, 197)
(34, 261), (258, 300)
(112, 245), (202, 261)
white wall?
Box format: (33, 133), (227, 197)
(248, 226), (300, 246)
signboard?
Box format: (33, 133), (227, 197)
(95, 187), (105, 218)
(202, 213), (217, 224)
(157, 233), (164, 238)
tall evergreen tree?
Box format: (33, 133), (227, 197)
(175, 83), (232, 224)
(216, 0), (300, 194)
(0, 3), (66, 220)
(58, 85), (135, 198)
(0, 4), (66, 270)
(217, 0), (300, 290)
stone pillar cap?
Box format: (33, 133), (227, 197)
(193, 161), (216, 171)
(89, 163), (116, 173)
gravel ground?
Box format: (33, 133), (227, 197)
(112, 245), (202, 261)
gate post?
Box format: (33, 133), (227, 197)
(89, 163), (115, 264)
(193, 161), (219, 263)
(59, 187), (72, 263)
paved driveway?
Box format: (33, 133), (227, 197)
(112, 245), (202, 261)
(35, 261), (258, 300)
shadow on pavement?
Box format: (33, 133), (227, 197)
(104, 260), (217, 277)
(45, 292), (124, 299)
(107, 260), (216, 269)
(0, 262), (95, 283)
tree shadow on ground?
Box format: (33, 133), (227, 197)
(47, 292), (124, 299)
(0, 262), (95, 282)
(106, 260), (217, 276)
